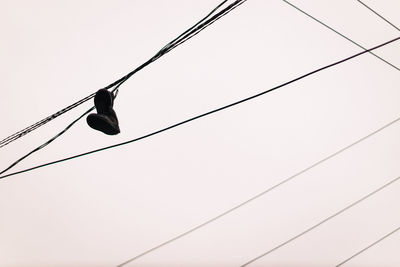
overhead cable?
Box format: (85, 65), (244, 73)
(242, 175), (400, 266)
(0, 36), (399, 179)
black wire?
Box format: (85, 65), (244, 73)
(0, 0), (239, 149)
(283, 0), (400, 72)
(1, 36), (399, 180)
(356, 0), (400, 32)
(336, 225), (400, 266)
(242, 175), (400, 266)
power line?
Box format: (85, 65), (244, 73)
(0, 36), (399, 179)
(242, 175), (400, 266)
(0, 0), (244, 149)
(356, 0), (400, 32)
(0, 0), (248, 175)
(282, 0), (400, 72)
(336, 226), (400, 266)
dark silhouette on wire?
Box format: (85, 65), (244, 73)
(283, 0), (400, 72)
(0, 0), (245, 148)
(0, 36), (398, 179)
(336, 225), (400, 266)
(0, 0), (247, 175)
(242, 175), (400, 266)
(356, 0), (400, 32)
(87, 89), (120, 135)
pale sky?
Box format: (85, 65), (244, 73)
(1, 0), (400, 266)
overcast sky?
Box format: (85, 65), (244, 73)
(1, 0), (400, 266)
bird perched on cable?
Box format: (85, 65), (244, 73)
(87, 89), (120, 135)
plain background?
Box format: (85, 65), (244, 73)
(1, 0), (400, 266)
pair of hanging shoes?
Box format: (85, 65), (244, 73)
(87, 89), (120, 135)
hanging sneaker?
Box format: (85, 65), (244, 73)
(87, 89), (120, 135)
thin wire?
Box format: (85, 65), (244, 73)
(242, 175), (400, 266)
(0, 0), (247, 175)
(115, 114), (400, 266)
(283, 0), (400, 72)
(356, 0), (400, 32)
(0, 36), (399, 180)
(336, 226), (400, 266)
(0, 0), (241, 149)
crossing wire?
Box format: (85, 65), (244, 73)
(0, 0), (244, 149)
(242, 175), (400, 266)
(0, 36), (399, 180)
(283, 0), (400, 72)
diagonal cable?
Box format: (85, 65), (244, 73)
(283, 0), (400, 72)
(356, 0), (400, 31)
(242, 175), (400, 266)
(336, 226), (400, 266)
